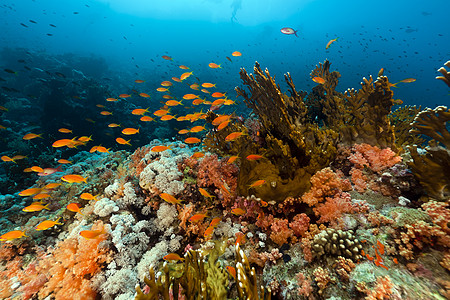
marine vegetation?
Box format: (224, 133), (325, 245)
(0, 50), (449, 300)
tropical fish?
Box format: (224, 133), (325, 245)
(154, 109), (170, 116)
(35, 217), (63, 231)
(78, 136), (92, 142)
(180, 71), (193, 81)
(58, 128), (72, 133)
(140, 116), (154, 122)
(161, 81), (173, 87)
(80, 192), (98, 201)
(100, 111), (113, 116)
(280, 27), (298, 36)
(202, 83), (216, 88)
(189, 213), (208, 223)
(212, 115), (232, 126)
(33, 193), (50, 200)
(57, 159), (72, 164)
(31, 166), (44, 173)
(190, 83), (200, 90)
(312, 77), (325, 84)
(139, 93), (150, 98)
(160, 115), (176, 121)
(19, 187), (42, 196)
(122, 128), (139, 135)
(209, 217), (221, 227)
(183, 93), (199, 100)
(204, 226), (215, 238)
(163, 253), (184, 261)
(80, 227), (107, 239)
(179, 65), (189, 70)
(162, 55), (173, 60)
(232, 51), (242, 57)
(116, 137), (131, 146)
(246, 154), (264, 161)
(23, 203), (50, 212)
(190, 126), (205, 133)
(211, 92), (225, 98)
(44, 182), (61, 189)
(399, 78), (416, 83)
(151, 145), (171, 152)
(165, 100), (183, 106)
(192, 152), (205, 159)
(225, 131), (245, 141)
(326, 37), (339, 49)
(235, 232), (246, 245)
(135, 79), (145, 83)
(66, 203), (83, 214)
(226, 266), (236, 279)
(61, 174), (87, 183)
(199, 188), (215, 199)
(1, 155), (16, 163)
(119, 94), (131, 98)
(38, 165), (63, 176)
(132, 108), (149, 115)
(156, 87), (169, 92)
(0, 230), (27, 241)
(217, 121), (230, 131)
(249, 179), (266, 188)
(106, 98), (118, 102)
(12, 155), (27, 161)
(159, 193), (183, 205)
(227, 156), (239, 164)
(178, 129), (190, 135)
(208, 63), (221, 69)
(23, 133), (42, 140)
(231, 208), (246, 216)
(185, 137), (201, 144)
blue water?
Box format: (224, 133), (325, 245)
(1, 0), (449, 107)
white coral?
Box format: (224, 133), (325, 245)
(155, 202), (177, 232)
(94, 198), (119, 217)
(137, 241), (168, 281)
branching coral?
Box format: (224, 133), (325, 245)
(389, 105), (424, 148)
(436, 60), (450, 87)
(408, 106), (450, 200)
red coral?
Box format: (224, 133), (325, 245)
(313, 192), (361, 225)
(301, 167), (351, 207)
(349, 143), (401, 173)
(289, 213), (310, 237)
(270, 218), (294, 246)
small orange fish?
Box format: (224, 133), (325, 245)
(227, 156), (239, 164)
(211, 92), (225, 98)
(140, 116), (155, 122)
(204, 226), (215, 238)
(192, 152), (205, 159)
(61, 174), (87, 183)
(163, 253), (184, 261)
(183, 93), (199, 100)
(33, 193), (50, 200)
(231, 208), (246, 216)
(139, 93), (150, 98)
(132, 108), (149, 115)
(116, 137), (131, 146)
(189, 213), (208, 223)
(100, 111), (113, 116)
(57, 159), (72, 164)
(249, 179), (266, 188)
(208, 63), (221, 69)
(80, 192), (98, 201)
(235, 232), (246, 245)
(246, 154), (264, 161)
(180, 71), (193, 81)
(11, 155), (27, 161)
(202, 83), (216, 88)
(166, 100), (183, 106)
(0, 230), (27, 241)
(399, 78), (416, 83)
(199, 188), (215, 199)
(212, 99), (226, 106)
(162, 55), (173, 61)
(19, 187), (42, 196)
(78, 136), (92, 142)
(393, 258), (398, 264)
(108, 123), (121, 128)
(225, 131), (245, 141)
(23, 133), (42, 140)
(119, 94), (131, 98)
(122, 128), (139, 135)
(220, 183), (231, 195)
(190, 83), (200, 90)
(179, 65), (189, 70)
(190, 126), (205, 133)
(325, 37), (338, 49)
(178, 129), (190, 135)
(172, 77), (182, 83)
(66, 203), (83, 214)
(135, 79), (145, 83)
(201, 89), (210, 94)
(154, 109), (170, 117)
(209, 217), (221, 227)
(44, 182), (61, 189)
(159, 193), (183, 205)
(151, 145), (171, 152)
(212, 115), (231, 126)
(185, 137), (201, 144)
(35, 217), (63, 231)
(217, 120), (230, 131)
(31, 166), (44, 173)
(377, 240), (385, 255)
(80, 227), (107, 239)
(312, 77), (325, 84)
(106, 98), (118, 102)
(58, 128), (72, 134)
(226, 266), (236, 279)
(161, 81), (173, 87)
(231, 51), (242, 57)
(156, 87), (169, 92)
(23, 203), (50, 212)
(192, 98), (204, 105)
(1, 155), (15, 163)
(160, 115), (176, 121)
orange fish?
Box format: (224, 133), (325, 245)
(201, 89), (210, 94)
(172, 77), (182, 83)
(0, 230), (27, 241)
(190, 126), (205, 133)
(33, 193), (50, 200)
(80, 227), (107, 239)
(312, 77), (325, 84)
(52, 138), (78, 148)
(393, 258), (398, 264)
(119, 94), (131, 98)
(226, 266), (236, 279)
(325, 37), (338, 49)
(163, 253), (184, 261)
(208, 63), (221, 69)
(1, 155), (15, 163)
(246, 154), (264, 161)
(139, 93), (150, 98)
(31, 166), (44, 173)
(178, 129), (190, 135)
(96, 146), (110, 153)
(249, 179), (266, 188)
(232, 51), (242, 57)
(192, 98), (204, 105)
(180, 71), (193, 81)
(199, 188), (215, 199)
(260, 200), (268, 207)
(159, 193), (183, 205)
(122, 128), (139, 135)
(162, 55), (173, 60)
(217, 121), (230, 131)
(23, 133), (42, 140)
(11, 155), (27, 161)
(227, 156), (239, 164)
(108, 123), (121, 128)
(116, 137), (131, 146)
(35, 217), (63, 231)
(166, 100), (183, 106)
(78, 136), (92, 142)
(190, 84), (200, 90)
(163, 95), (173, 100)
(140, 116), (155, 122)
(202, 83), (216, 88)
(100, 111), (113, 116)
(399, 78), (416, 83)
(151, 145), (171, 152)
(106, 98), (118, 102)
(212, 99), (226, 106)
(225, 131), (245, 141)
(23, 203), (50, 212)
(189, 213), (208, 223)
(135, 79), (145, 83)
(192, 152), (205, 159)
(183, 93), (199, 100)
(66, 203), (83, 214)
(58, 128), (72, 134)
(132, 108), (149, 115)
(220, 183), (231, 195)
(209, 217), (221, 227)
(161, 81), (173, 87)
(235, 232), (246, 245)
(154, 109), (170, 117)
(57, 159), (72, 164)
(212, 115), (231, 126)
(160, 115), (176, 121)
(80, 192), (98, 201)
(231, 208), (246, 216)
(156, 87), (169, 92)
(185, 137), (201, 144)
(44, 182), (61, 189)
(61, 174), (87, 183)
(19, 187), (42, 196)
(179, 65), (189, 70)
(204, 226), (215, 238)
(211, 92), (225, 98)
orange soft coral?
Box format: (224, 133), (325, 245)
(37, 221), (112, 300)
(349, 143), (401, 173)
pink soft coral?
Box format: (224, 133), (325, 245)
(349, 143), (401, 173)
(301, 167), (351, 207)
(270, 218), (294, 246)
(289, 213), (310, 237)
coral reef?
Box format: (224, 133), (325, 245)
(436, 60), (450, 87)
